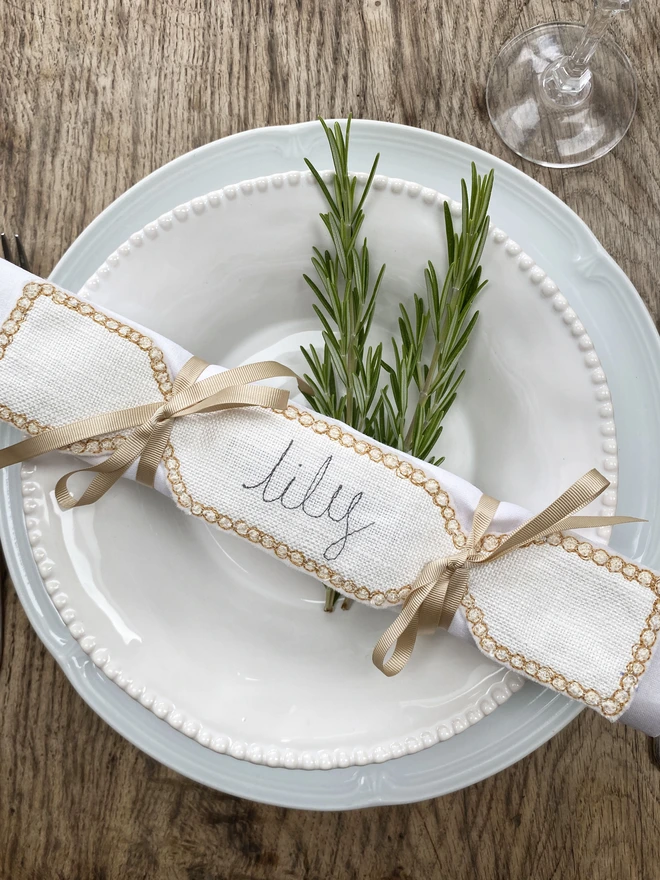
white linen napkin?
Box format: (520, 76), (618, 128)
(1, 260), (658, 733)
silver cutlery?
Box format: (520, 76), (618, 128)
(0, 232), (31, 669)
(1, 233), (30, 271)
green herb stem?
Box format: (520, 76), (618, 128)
(302, 118), (494, 609)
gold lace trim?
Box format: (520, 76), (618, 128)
(164, 404), (465, 607)
(5, 284), (652, 714)
(461, 533), (660, 717)
(0, 282), (174, 453)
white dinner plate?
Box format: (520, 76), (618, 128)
(2, 121), (658, 808)
(21, 167), (617, 769)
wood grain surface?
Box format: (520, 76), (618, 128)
(1, 1), (660, 878)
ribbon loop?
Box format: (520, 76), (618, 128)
(373, 470), (644, 676)
(135, 355), (208, 488)
(0, 358), (311, 510)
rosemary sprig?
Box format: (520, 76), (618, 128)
(301, 117), (385, 437)
(302, 117), (493, 609)
(377, 164), (494, 465)
(301, 117), (386, 609)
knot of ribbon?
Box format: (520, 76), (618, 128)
(373, 469), (643, 676)
(0, 357), (310, 510)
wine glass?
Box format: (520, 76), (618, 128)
(486, 0), (637, 167)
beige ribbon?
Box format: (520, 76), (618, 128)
(373, 469), (644, 676)
(0, 358), (310, 510)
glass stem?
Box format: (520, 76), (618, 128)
(540, 1), (631, 106)
(564, 3), (617, 78)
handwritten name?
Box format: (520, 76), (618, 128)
(241, 440), (375, 560)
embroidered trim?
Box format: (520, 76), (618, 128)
(0, 282), (174, 453)
(165, 404), (467, 607)
(461, 535), (660, 718)
(279, 405), (469, 549)
(166, 404), (658, 715)
(163, 444), (408, 607)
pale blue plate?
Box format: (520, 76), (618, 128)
(2, 120), (658, 808)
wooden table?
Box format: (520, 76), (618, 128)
(1, 1), (659, 878)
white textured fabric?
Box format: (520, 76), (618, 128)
(0, 261), (658, 731)
(469, 544), (656, 699)
(172, 407), (457, 593)
(1, 295), (163, 423)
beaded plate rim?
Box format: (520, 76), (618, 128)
(81, 169), (619, 534)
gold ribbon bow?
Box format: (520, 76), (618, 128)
(373, 469), (643, 676)
(0, 358), (310, 510)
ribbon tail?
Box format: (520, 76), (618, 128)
(537, 513), (646, 537)
(439, 567), (470, 630)
(55, 420), (155, 510)
(0, 402), (160, 470)
(135, 419), (174, 487)
(417, 558), (459, 634)
(372, 581), (435, 676)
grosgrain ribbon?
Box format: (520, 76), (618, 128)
(0, 358), (311, 510)
(373, 469), (644, 676)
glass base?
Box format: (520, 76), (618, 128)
(486, 22), (637, 168)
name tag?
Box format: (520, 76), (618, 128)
(169, 405), (459, 607)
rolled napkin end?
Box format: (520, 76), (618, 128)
(372, 470), (642, 681)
